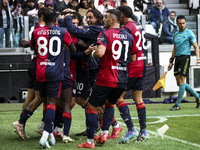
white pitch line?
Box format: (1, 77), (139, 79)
(146, 128), (200, 148)
(117, 114), (200, 148)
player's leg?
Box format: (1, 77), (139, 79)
(131, 89), (148, 141)
(115, 91), (136, 140)
(71, 79), (77, 110)
(39, 81), (62, 148)
(19, 90), (43, 138)
(12, 68), (37, 140)
(170, 56), (189, 110)
(53, 98), (64, 138)
(185, 83), (200, 108)
(78, 84), (108, 148)
(22, 89), (35, 112)
(36, 97), (47, 134)
(173, 75), (186, 108)
(60, 79), (75, 143)
(97, 88), (125, 144)
(75, 69), (91, 136)
(118, 78), (139, 143)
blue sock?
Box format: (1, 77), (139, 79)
(185, 83), (199, 99)
(62, 112), (71, 136)
(44, 104), (56, 133)
(42, 104), (47, 122)
(86, 105), (97, 139)
(19, 109), (33, 125)
(54, 106), (63, 128)
(102, 104), (114, 131)
(136, 102), (146, 132)
(176, 84), (185, 106)
(116, 100), (134, 131)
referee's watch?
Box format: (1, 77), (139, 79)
(169, 57), (174, 63)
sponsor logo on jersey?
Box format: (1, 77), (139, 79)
(40, 59), (55, 66)
(97, 36), (105, 42)
(111, 66), (127, 71)
(136, 25), (143, 29)
(137, 56), (147, 61)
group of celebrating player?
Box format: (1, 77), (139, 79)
(12, 5), (148, 149)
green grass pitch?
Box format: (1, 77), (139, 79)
(0, 97), (200, 150)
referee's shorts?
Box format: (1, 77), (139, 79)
(174, 55), (190, 77)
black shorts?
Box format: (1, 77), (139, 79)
(89, 84), (125, 107)
(174, 55), (190, 77)
(38, 81), (62, 99)
(27, 58), (39, 90)
(28, 73), (39, 90)
(125, 77), (144, 91)
(76, 68), (98, 98)
(71, 79), (77, 97)
(62, 79), (72, 90)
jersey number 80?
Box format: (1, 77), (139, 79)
(37, 36), (61, 56)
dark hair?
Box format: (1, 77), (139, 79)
(107, 9), (121, 23)
(0, 0), (8, 15)
(71, 11), (83, 25)
(27, 0), (35, 2)
(38, 7), (48, 18)
(177, 15), (186, 22)
(43, 8), (56, 23)
(117, 6), (133, 18)
(170, 11), (176, 15)
(47, 3), (53, 8)
(121, 0), (127, 3)
(87, 9), (103, 25)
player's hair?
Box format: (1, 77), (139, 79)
(71, 11), (83, 25)
(107, 9), (121, 23)
(170, 11), (176, 15)
(87, 9), (103, 25)
(177, 15), (186, 22)
(43, 8), (56, 23)
(117, 6), (133, 18)
(38, 7), (48, 18)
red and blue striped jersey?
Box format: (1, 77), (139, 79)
(30, 25), (73, 82)
(122, 21), (147, 78)
(96, 28), (138, 88)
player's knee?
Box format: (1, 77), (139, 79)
(76, 97), (87, 107)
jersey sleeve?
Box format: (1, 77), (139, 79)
(64, 30), (73, 47)
(189, 31), (197, 45)
(97, 32), (107, 48)
(71, 35), (79, 46)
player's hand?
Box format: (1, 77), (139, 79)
(85, 44), (97, 55)
(196, 58), (200, 65)
(19, 38), (25, 46)
(168, 63), (173, 71)
(64, 13), (72, 19)
(57, 15), (64, 20)
(78, 26), (84, 29)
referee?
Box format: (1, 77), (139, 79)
(168, 15), (200, 110)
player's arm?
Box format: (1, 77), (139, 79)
(131, 54), (136, 62)
(91, 44), (106, 58)
(67, 43), (76, 53)
(19, 38), (31, 48)
(193, 42), (200, 64)
(168, 45), (175, 70)
(76, 39), (87, 49)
